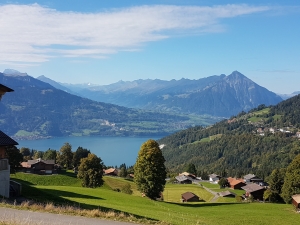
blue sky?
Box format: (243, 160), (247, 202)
(0, 0), (299, 94)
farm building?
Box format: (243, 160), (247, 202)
(241, 183), (266, 201)
(104, 168), (118, 176)
(21, 158), (55, 174)
(175, 175), (193, 184)
(292, 194), (300, 210)
(219, 190), (236, 197)
(228, 177), (246, 189)
(181, 192), (199, 202)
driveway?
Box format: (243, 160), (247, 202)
(0, 207), (137, 225)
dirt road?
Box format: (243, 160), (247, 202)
(0, 207), (136, 225)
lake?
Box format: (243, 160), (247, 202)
(17, 136), (164, 166)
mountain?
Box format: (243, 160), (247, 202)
(57, 71), (282, 117)
(278, 91), (300, 100)
(0, 71), (201, 140)
(37, 75), (77, 95)
(157, 94), (300, 178)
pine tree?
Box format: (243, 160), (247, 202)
(281, 154), (300, 203)
(134, 139), (166, 200)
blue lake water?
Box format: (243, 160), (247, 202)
(17, 136), (163, 166)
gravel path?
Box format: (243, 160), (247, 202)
(0, 207), (137, 225)
(196, 182), (219, 202)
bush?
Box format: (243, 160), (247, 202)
(121, 183), (133, 195)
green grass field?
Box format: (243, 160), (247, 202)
(10, 173), (299, 225)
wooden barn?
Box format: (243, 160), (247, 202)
(181, 192), (200, 202)
(241, 183), (266, 201)
(21, 158), (55, 174)
(292, 194), (300, 210)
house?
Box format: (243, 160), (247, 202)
(296, 132), (300, 138)
(241, 183), (266, 201)
(243, 174), (263, 183)
(175, 175), (193, 184)
(292, 194), (300, 210)
(228, 177), (246, 189)
(104, 168), (118, 176)
(179, 172), (196, 180)
(219, 190), (236, 197)
(181, 192), (200, 202)
(21, 158), (55, 174)
(209, 174), (221, 183)
(0, 84), (19, 198)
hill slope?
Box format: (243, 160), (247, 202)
(0, 72), (198, 140)
(60, 71), (282, 117)
(158, 95), (300, 177)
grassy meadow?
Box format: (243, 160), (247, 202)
(8, 173), (299, 225)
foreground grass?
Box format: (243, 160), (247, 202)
(9, 173), (299, 225)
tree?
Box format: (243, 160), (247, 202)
(267, 168), (285, 202)
(33, 150), (44, 159)
(218, 177), (229, 188)
(118, 166), (128, 178)
(20, 147), (31, 161)
(121, 183), (133, 195)
(281, 154), (300, 203)
(43, 149), (57, 161)
(184, 163), (197, 175)
(134, 139), (166, 200)
(5, 146), (23, 173)
(77, 153), (104, 188)
(56, 143), (73, 169)
(73, 146), (90, 168)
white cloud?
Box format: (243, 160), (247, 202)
(0, 4), (270, 65)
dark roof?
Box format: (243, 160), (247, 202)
(244, 174), (256, 180)
(219, 191), (236, 197)
(176, 175), (193, 182)
(0, 130), (18, 146)
(0, 84), (14, 93)
(27, 158), (55, 165)
(241, 183), (264, 193)
(181, 192), (198, 200)
(209, 174), (220, 179)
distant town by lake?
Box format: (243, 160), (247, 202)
(17, 136), (163, 166)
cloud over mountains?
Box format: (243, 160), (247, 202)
(0, 4), (270, 65)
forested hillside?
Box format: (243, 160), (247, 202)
(158, 95), (300, 177)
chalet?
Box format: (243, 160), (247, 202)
(219, 190), (236, 197)
(179, 172), (196, 180)
(243, 174), (263, 183)
(241, 183), (266, 201)
(0, 84), (20, 198)
(21, 158), (55, 174)
(175, 175), (193, 184)
(104, 168), (118, 176)
(228, 177), (246, 189)
(181, 192), (200, 202)
(292, 194), (300, 210)
(209, 174), (221, 183)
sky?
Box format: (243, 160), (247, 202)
(0, 0), (299, 94)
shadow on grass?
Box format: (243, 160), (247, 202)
(16, 184), (161, 223)
(165, 201), (241, 208)
(11, 178), (34, 186)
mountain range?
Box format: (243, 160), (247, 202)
(1, 71), (204, 140)
(39, 71), (283, 117)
